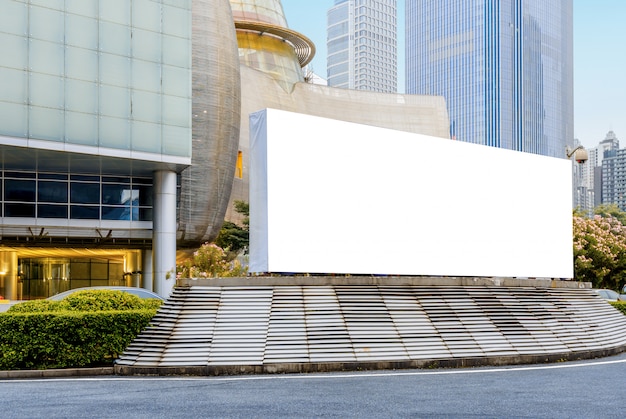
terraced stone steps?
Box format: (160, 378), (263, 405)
(115, 278), (626, 375)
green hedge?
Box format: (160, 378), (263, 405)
(0, 310), (155, 370)
(8, 289), (162, 313)
(0, 290), (161, 370)
(610, 301), (626, 315)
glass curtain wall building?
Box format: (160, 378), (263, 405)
(0, 0), (193, 299)
(0, 0), (241, 299)
(327, 0), (397, 93)
(406, 0), (573, 157)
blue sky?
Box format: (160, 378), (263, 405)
(281, 0), (626, 149)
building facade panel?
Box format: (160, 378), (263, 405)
(0, 0), (192, 159)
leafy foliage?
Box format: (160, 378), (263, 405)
(7, 300), (61, 313)
(215, 221), (249, 253)
(177, 242), (247, 279)
(7, 290), (161, 313)
(215, 200), (249, 254)
(573, 214), (626, 289)
(594, 203), (626, 225)
(0, 290), (159, 370)
(0, 311), (154, 370)
(610, 301), (626, 315)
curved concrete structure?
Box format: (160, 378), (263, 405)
(224, 0), (451, 222)
(227, 65), (451, 221)
(115, 277), (626, 375)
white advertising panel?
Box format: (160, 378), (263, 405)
(249, 108), (573, 278)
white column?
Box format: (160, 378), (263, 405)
(142, 249), (153, 291)
(152, 170), (177, 298)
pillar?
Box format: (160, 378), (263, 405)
(0, 251), (18, 300)
(152, 170), (177, 297)
(142, 250), (153, 291)
(124, 250), (141, 287)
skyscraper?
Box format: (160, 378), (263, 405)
(406, 0), (573, 158)
(327, 0), (397, 92)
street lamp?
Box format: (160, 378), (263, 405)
(566, 145), (588, 164)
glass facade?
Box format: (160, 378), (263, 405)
(327, 0), (397, 93)
(406, 0), (573, 158)
(230, 0), (309, 89)
(18, 257), (128, 300)
(0, 0), (192, 158)
(1, 171), (153, 221)
(236, 31), (303, 88)
(230, 0), (289, 26)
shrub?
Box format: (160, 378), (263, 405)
(177, 242), (247, 278)
(57, 290), (152, 311)
(7, 290), (161, 313)
(0, 290), (161, 370)
(610, 301), (626, 315)
(0, 310), (155, 370)
(7, 300), (62, 313)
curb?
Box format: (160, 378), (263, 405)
(3, 345), (626, 379)
(114, 346), (626, 377)
(0, 367), (114, 380)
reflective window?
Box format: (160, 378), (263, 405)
(1, 170), (152, 221)
(70, 182), (100, 204)
(102, 185), (139, 221)
(70, 205), (99, 219)
(38, 181), (68, 203)
(5, 179), (35, 201)
(102, 184), (134, 205)
(38, 204), (68, 218)
(5, 203), (35, 217)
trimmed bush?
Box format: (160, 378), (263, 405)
(0, 310), (154, 370)
(8, 289), (160, 313)
(7, 300), (62, 313)
(0, 290), (161, 370)
(610, 301), (626, 315)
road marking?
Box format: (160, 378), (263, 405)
(2, 356), (626, 383)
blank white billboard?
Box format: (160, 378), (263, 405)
(249, 108), (573, 278)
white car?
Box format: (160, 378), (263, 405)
(48, 286), (163, 301)
(594, 289), (626, 302)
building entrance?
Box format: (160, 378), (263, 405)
(18, 257), (129, 300)
(0, 249), (144, 300)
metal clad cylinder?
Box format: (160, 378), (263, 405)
(178, 0), (242, 247)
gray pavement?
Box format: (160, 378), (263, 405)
(1, 353), (625, 418)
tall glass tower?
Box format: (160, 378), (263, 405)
(327, 0), (397, 93)
(406, 0), (573, 158)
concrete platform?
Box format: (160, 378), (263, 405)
(115, 277), (626, 376)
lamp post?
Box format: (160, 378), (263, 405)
(566, 145), (588, 164)
(566, 145), (589, 214)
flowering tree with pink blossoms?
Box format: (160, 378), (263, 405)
(176, 243), (247, 279)
(573, 213), (626, 290)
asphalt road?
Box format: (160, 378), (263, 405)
(2, 353), (626, 418)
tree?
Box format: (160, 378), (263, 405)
(573, 214), (626, 290)
(176, 242), (246, 279)
(594, 203), (626, 225)
(215, 200), (249, 254)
